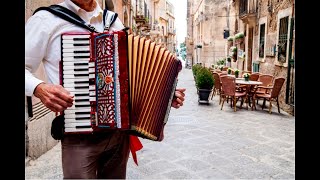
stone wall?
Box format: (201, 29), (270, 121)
(257, 0), (294, 115)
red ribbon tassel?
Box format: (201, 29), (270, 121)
(129, 135), (143, 166)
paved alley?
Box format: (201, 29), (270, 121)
(25, 67), (295, 179)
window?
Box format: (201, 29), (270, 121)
(252, 61), (260, 72)
(259, 23), (265, 58)
(277, 16), (289, 63)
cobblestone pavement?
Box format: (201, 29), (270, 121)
(25, 67), (295, 179)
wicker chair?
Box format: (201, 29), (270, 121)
(249, 73), (260, 81)
(253, 77), (285, 113)
(211, 73), (222, 103)
(220, 76), (247, 112)
(254, 74), (274, 105)
(255, 74), (274, 94)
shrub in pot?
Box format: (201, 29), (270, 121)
(195, 67), (214, 103)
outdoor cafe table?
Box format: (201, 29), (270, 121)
(235, 79), (263, 110)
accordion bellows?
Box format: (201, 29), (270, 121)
(60, 30), (181, 141)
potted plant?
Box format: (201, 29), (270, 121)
(226, 56), (231, 62)
(243, 73), (250, 81)
(195, 67), (214, 104)
(227, 68), (232, 74)
(230, 46), (237, 61)
(234, 32), (245, 44)
(192, 64), (202, 82)
(227, 36), (234, 46)
(234, 69), (240, 78)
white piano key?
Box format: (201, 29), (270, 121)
(63, 65), (89, 70)
(63, 74), (89, 79)
(62, 40), (89, 44)
(65, 122), (91, 128)
(62, 57), (90, 61)
(89, 68), (95, 73)
(67, 105), (90, 110)
(65, 108), (90, 114)
(65, 87), (89, 92)
(63, 82), (88, 87)
(63, 52), (90, 57)
(63, 70), (89, 75)
(63, 78), (89, 83)
(73, 96), (90, 101)
(62, 47), (90, 52)
(89, 85), (95, 91)
(65, 127), (93, 132)
(62, 34), (90, 39)
(89, 73), (95, 79)
(89, 62), (95, 68)
(64, 113), (90, 119)
(73, 101), (90, 105)
(63, 61), (89, 66)
(89, 91), (96, 96)
(65, 118), (91, 123)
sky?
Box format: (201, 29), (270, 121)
(168, 0), (187, 46)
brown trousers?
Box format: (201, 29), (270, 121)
(61, 130), (130, 179)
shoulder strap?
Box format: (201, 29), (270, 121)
(103, 9), (118, 31)
(33, 4), (98, 33)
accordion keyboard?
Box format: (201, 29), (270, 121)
(61, 34), (93, 133)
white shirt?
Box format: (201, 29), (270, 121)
(25, 0), (125, 96)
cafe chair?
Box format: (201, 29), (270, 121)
(211, 73), (222, 104)
(253, 77), (285, 114)
(220, 76), (248, 112)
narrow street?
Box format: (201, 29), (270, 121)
(25, 66), (295, 179)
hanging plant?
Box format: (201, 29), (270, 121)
(234, 32), (245, 44)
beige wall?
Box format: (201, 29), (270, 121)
(230, 0), (294, 115)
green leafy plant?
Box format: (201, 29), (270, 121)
(192, 64), (202, 76)
(234, 69), (240, 77)
(226, 56), (231, 62)
(243, 73), (250, 78)
(195, 67), (214, 89)
(227, 68), (232, 74)
(231, 46), (237, 52)
(227, 36), (234, 41)
(234, 32), (245, 39)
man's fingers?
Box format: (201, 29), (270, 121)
(53, 86), (74, 104)
(175, 88), (186, 93)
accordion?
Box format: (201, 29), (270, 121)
(60, 30), (181, 141)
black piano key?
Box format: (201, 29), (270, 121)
(75, 125), (92, 128)
(75, 104), (91, 108)
(74, 50), (90, 53)
(73, 38), (90, 41)
(73, 43), (90, 46)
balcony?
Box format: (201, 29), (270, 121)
(135, 15), (147, 24)
(168, 27), (175, 35)
(150, 24), (161, 36)
(239, 0), (258, 26)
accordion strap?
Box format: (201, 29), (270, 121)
(33, 4), (118, 33)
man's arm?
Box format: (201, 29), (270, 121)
(25, 13), (74, 112)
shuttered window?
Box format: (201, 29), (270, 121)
(259, 23), (265, 58)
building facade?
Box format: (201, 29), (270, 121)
(186, 0), (295, 115)
(186, 0), (231, 67)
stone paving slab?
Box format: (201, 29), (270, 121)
(25, 67), (295, 179)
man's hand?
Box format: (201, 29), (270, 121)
(171, 88), (186, 109)
(34, 83), (74, 112)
